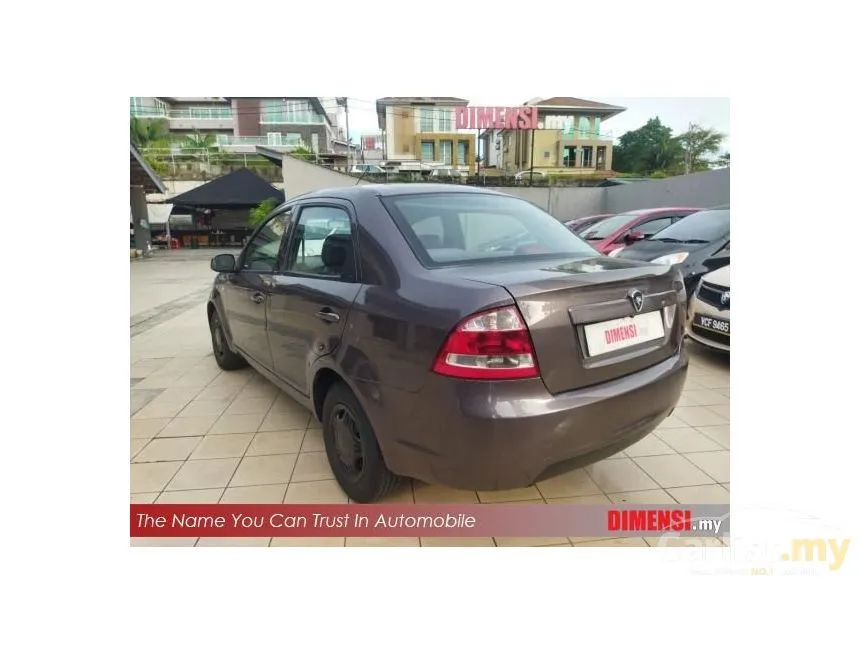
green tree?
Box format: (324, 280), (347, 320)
(676, 124), (726, 174)
(248, 198), (279, 228)
(713, 151), (730, 168)
(611, 118), (683, 175)
(182, 131), (218, 151)
(130, 116), (169, 149)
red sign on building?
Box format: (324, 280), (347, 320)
(455, 106), (539, 130)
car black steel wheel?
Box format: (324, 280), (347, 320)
(208, 308), (247, 371)
(322, 382), (400, 503)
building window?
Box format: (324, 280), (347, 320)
(419, 108), (434, 133)
(311, 133), (319, 153)
(579, 116), (591, 139)
(437, 108), (454, 132)
(130, 97), (145, 116)
(421, 141), (435, 161)
(456, 141), (468, 165)
(261, 99), (323, 124)
(563, 146), (577, 168)
(596, 146), (606, 170)
(581, 146), (593, 168)
(593, 116), (601, 137)
(440, 140), (453, 163)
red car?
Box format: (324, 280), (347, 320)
(564, 214), (613, 233)
(578, 207), (701, 256)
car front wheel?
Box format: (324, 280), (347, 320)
(322, 382), (400, 503)
(209, 307), (247, 371)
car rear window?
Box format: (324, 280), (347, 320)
(579, 214), (638, 240)
(380, 193), (598, 267)
(652, 209), (730, 243)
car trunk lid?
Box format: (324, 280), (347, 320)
(448, 256), (685, 394)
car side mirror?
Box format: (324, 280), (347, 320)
(210, 253), (237, 272)
(626, 231), (645, 244)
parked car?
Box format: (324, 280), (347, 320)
(514, 170), (546, 183)
(207, 185), (689, 502)
(564, 214), (613, 233)
(686, 262), (730, 352)
(615, 206), (730, 295)
(429, 168), (465, 180)
(578, 207), (700, 256)
(350, 164), (385, 175)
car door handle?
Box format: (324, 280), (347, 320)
(315, 309), (340, 323)
(250, 292), (266, 304)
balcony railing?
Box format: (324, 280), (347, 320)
(217, 135), (305, 149)
(169, 107), (232, 120)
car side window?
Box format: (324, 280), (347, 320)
(284, 205), (356, 280)
(242, 211), (290, 271)
(632, 217), (673, 237)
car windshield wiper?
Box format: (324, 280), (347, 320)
(655, 237), (682, 243)
(679, 238), (710, 244)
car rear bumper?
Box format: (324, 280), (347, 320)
(366, 349), (688, 491)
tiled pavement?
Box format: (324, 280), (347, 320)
(131, 252), (730, 547)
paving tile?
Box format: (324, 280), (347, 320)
(495, 536), (570, 547)
(131, 461), (182, 493)
(178, 399), (231, 418)
(208, 413), (266, 435)
(131, 389), (164, 416)
(384, 481), (415, 503)
(166, 458), (240, 491)
(271, 537), (345, 547)
(289, 452), (333, 483)
(711, 388), (730, 399)
(682, 389), (730, 406)
(195, 385), (243, 401)
(260, 411), (311, 432)
(477, 486), (542, 503)
(685, 451), (730, 483)
(225, 397), (274, 416)
(246, 430), (305, 456)
(413, 483), (479, 504)
(698, 425), (730, 449)
(608, 489), (677, 504)
(197, 538), (271, 547)
(633, 454), (715, 488)
(157, 415), (219, 438)
(546, 494), (612, 505)
(420, 537), (495, 547)
(156, 488), (224, 503)
(666, 484), (730, 504)
(658, 413), (691, 429)
(346, 537), (420, 547)
(535, 469), (602, 499)
(575, 538), (649, 547)
(131, 439), (148, 459)
(133, 399), (188, 420)
(131, 537), (197, 547)
(209, 370), (254, 388)
(655, 427), (724, 453)
(220, 484), (288, 504)
(301, 428), (325, 452)
(130, 492), (158, 503)
(586, 458), (660, 494)
(133, 437), (201, 463)
(284, 480), (348, 503)
(692, 375), (730, 389)
(624, 434), (676, 458)
(230, 453), (298, 487)
(190, 433), (254, 460)
(235, 382), (280, 401)
(645, 536), (724, 547)
(131, 418), (170, 439)
(672, 405), (729, 427)
(269, 394), (308, 415)
(704, 404), (730, 421)
(151, 387), (203, 404)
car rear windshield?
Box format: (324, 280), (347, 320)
(652, 209), (730, 243)
(579, 214), (638, 240)
(381, 193), (599, 267)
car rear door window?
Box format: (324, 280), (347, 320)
(284, 205), (356, 280)
(631, 217), (674, 237)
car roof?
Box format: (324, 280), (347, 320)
(292, 183), (504, 200)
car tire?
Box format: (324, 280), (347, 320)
(209, 307), (247, 371)
(322, 382), (400, 503)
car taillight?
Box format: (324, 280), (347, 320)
(432, 306), (539, 380)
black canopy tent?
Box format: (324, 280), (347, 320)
(165, 168), (284, 248)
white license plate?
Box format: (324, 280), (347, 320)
(584, 311), (665, 357)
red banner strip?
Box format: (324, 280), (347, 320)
(131, 504), (730, 538)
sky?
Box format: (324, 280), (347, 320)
(343, 97), (730, 153)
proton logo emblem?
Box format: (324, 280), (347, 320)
(627, 289), (644, 313)
(721, 291), (730, 306)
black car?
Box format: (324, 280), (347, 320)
(616, 206), (730, 294)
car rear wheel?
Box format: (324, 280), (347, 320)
(209, 308), (247, 371)
(322, 383), (400, 503)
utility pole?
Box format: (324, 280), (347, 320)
(529, 129), (536, 186)
(342, 97), (351, 167)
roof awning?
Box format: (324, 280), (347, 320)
(130, 145), (166, 193)
(166, 168), (284, 210)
